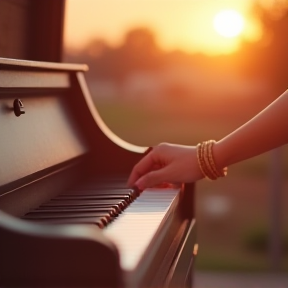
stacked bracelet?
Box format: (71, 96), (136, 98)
(196, 140), (228, 180)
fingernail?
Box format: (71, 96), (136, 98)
(135, 179), (144, 191)
(132, 185), (141, 195)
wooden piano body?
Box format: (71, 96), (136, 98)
(0, 57), (196, 288)
(0, 1), (197, 287)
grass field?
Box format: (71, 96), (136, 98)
(93, 97), (288, 272)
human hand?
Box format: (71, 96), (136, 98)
(127, 142), (204, 190)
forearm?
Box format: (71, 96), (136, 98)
(213, 89), (288, 169)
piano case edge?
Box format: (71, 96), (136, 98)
(0, 210), (123, 287)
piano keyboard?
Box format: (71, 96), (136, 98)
(22, 179), (180, 270)
(104, 188), (178, 270)
(23, 180), (139, 228)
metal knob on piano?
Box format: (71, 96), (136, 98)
(13, 98), (25, 117)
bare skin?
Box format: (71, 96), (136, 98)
(127, 89), (288, 190)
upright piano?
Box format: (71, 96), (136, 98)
(0, 57), (197, 287)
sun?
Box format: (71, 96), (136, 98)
(213, 9), (244, 38)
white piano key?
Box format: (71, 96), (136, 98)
(103, 188), (179, 271)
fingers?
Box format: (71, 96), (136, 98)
(134, 166), (170, 190)
(128, 143), (200, 190)
(127, 150), (157, 187)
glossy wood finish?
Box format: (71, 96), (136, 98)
(0, 57), (88, 72)
(0, 58), (196, 288)
(0, 93), (88, 188)
(0, 0), (30, 59)
(0, 0), (65, 62)
(0, 210), (122, 288)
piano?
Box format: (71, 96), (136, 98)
(0, 57), (197, 287)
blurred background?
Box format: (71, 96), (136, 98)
(63, 0), (288, 276)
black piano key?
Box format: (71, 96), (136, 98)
(53, 194), (132, 204)
(40, 199), (126, 209)
(37, 205), (122, 214)
(65, 187), (140, 199)
(63, 188), (134, 195)
(31, 207), (118, 217)
(38, 203), (123, 213)
(23, 217), (110, 228)
(24, 212), (111, 220)
(25, 217), (107, 228)
(62, 190), (137, 201)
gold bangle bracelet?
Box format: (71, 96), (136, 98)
(209, 140), (228, 177)
(196, 143), (208, 178)
(207, 140), (222, 177)
(197, 142), (216, 180)
(196, 140), (228, 180)
(204, 140), (218, 179)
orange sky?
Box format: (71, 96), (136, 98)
(64, 0), (265, 55)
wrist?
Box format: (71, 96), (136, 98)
(212, 140), (229, 170)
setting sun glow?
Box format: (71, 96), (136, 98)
(213, 9), (245, 38)
(65, 0), (262, 56)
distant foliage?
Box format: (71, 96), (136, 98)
(64, 3), (288, 97)
(243, 226), (288, 253)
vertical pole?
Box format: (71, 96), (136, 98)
(269, 147), (282, 271)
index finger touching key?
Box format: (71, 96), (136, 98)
(127, 147), (155, 188)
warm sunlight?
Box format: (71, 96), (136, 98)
(64, 0), (262, 55)
(213, 9), (245, 38)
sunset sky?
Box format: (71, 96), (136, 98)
(64, 0), (273, 55)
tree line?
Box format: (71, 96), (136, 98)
(64, 4), (288, 97)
